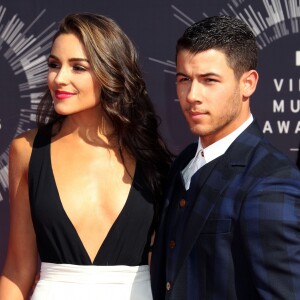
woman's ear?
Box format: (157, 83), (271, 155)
(241, 70), (259, 98)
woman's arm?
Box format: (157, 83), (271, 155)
(0, 131), (38, 299)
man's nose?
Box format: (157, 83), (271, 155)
(186, 81), (203, 103)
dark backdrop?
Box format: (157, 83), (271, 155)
(1, 0), (299, 271)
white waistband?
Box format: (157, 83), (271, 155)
(40, 262), (150, 284)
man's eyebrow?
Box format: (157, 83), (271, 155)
(176, 71), (221, 77)
(176, 72), (188, 77)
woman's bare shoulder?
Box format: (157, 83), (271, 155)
(12, 128), (38, 144)
(9, 128), (39, 163)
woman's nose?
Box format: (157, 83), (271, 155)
(54, 67), (69, 85)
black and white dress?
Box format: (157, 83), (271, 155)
(29, 127), (154, 299)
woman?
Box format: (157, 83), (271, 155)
(0, 13), (172, 299)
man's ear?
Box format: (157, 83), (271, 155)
(241, 70), (259, 98)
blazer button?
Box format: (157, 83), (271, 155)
(166, 281), (172, 291)
(179, 198), (186, 208)
(169, 240), (176, 249)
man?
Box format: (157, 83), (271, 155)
(151, 15), (300, 300)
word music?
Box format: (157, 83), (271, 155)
(273, 99), (300, 113)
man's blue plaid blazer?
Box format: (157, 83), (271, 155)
(151, 120), (300, 300)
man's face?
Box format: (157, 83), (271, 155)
(176, 49), (250, 148)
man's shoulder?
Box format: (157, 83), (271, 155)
(256, 139), (300, 174)
(231, 129), (300, 179)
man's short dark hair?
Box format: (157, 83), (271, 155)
(176, 15), (258, 79)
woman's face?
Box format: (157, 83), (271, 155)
(48, 33), (101, 117)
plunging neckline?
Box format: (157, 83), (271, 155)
(49, 143), (136, 264)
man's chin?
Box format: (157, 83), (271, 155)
(189, 125), (205, 136)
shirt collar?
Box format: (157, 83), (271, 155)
(196, 114), (254, 164)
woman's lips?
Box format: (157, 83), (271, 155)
(54, 90), (75, 100)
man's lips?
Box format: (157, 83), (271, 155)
(188, 110), (208, 117)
